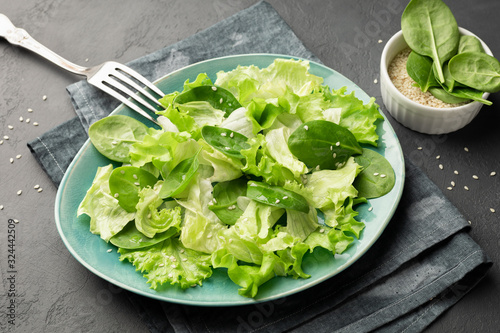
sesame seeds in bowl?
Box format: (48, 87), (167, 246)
(380, 28), (493, 135)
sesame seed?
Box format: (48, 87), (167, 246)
(464, 147), (469, 152)
(34, 184), (40, 189)
(490, 172), (497, 177)
(26, 118), (30, 123)
(464, 186), (469, 191)
(319, 228), (325, 233)
(468, 220), (472, 225)
(417, 147), (423, 150)
(224, 146), (230, 150)
(33, 122), (39, 126)
(3, 136), (9, 140)
(8, 125), (13, 130)
(283, 196), (288, 200)
(374, 79), (378, 84)
(107, 249), (113, 253)
(454, 170), (459, 175)
(114, 193), (119, 198)
(221, 132), (227, 137)
(374, 172), (379, 176)
(0, 205), (4, 210)
(378, 39), (383, 43)
(315, 165), (320, 170)
(336, 141), (340, 146)
(9, 158), (14, 163)
(472, 175), (479, 180)
(230, 132), (234, 138)
(439, 164), (443, 170)
(330, 146), (333, 151)
(333, 153), (337, 158)
(19, 116), (24, 122)
(447, 187), (453, 191)
(171, 264), (177, 268)
(275, 199), (281, 204)
(380, 174), (386, 178)
(304, 125), (309, 131)
(219, 98), (223, 104)
(16, 154), (21, 159)
(490, 208), (496, 213)
(436, 155), (440, 159)
(134, 182), (140, 186)
(211, 86), (217, 91)
(171, 257), (177, 262)
(13, 219), (19, 224)
(158, 263), (165, 267)
(182, 258), (187, 262)
(451, 181), (455, 187)
(180, 249), (185, 254)
(111, 141), (118, 145)
(368, 206), (373, 212)
(120, 170), (125, 174)
(133, 174), (138, 179)
(42, 95), (47, 100)
(17, 190), (22, 196)
(147, 213), (151, 219)
(28, 108), (33, 112)
(0, 140), (3, 145)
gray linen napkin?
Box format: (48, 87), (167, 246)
(27, 2), (491, 332)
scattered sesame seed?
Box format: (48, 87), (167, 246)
(114, 193), (119, 198)
(9, 158), (14, 164)
(304, 125), (309, 131)
(158, 263), (165, 267)
(8, 125), (13, 130)
(283, 196), (288, 200)
(182, 258), (188, 262)
(436, 155), (440, 159)
(221, 132), (227, 137)
(133, 174), (138, 179)
(319, 228), (325, 233)
(275, 199), (281, 204)
(451, 181), (455, 187)
(120, 170), (125, 174)
(378, 39), (383, 43)
(447, 187), (453, 191)
(16, 154), (21, 159)
(38, 188), (43, 193)
(34, 184), (40, 189)
(336, 141), (340, 147)
(464, 147), (469, 152)
(33, 122), (39, 126)
(333, 153), (337, 159)
(380, 174), (386, 178)
(368, 206), (373, 212)
(219, 98), (223, 104)
(13, 219), (19, 224)
(85, 58), (89, 62)
(230, 132), (234, 138)
(439, 164), (443, 170)
(107, 249), (113, 253)
(180, 249), (185, 254)
(330, 146), (333, 151)
(472, 175), (479, 180)
(373, 172), (379, 176)
(42, 95), (47, 101)
(490, 172), (497, 177)
(111, 141), (118, 145)
(374, 79), (378, 84)
(0, 205), (4, 210)
(134, 182), (140, 186)
(26, 118), (30, 123)
(28, 108), (33, 112)
(224, 146), (230, 150)
(211, 86), (217, 91)
(468, 220), (472, 225)
(171, 264), (177, 268)
(464, 186), (469, 191)
(19, 116), (24, 122)
(490, 208), (496, 213)
(315, 165), (320, 170)
(3, 136), (9, 140)
(454, 170), (459, 175)
(17, 190), (22, 196)
(417, 146), (423, 150)
(0, 140), (3, 145)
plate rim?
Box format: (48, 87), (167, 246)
(55, 53), (405, 306)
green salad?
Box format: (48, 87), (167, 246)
(77, 58), (395, 298)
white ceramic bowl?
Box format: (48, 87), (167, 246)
(380, 27), (492, 134)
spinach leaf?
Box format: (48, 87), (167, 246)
(429, 87), (470, 104)
(458, 35), (485, 54)
(159, 153), (200, 199)
(401, 0), (459, 83)
(353, 149), (395, 199)
(287, 120), (363, 170)
(201, 125), (250, 160)
(208, 178), (247, 225)
(109, 166), (159, 212)
(247, 181), (309, 213)
(88, 115), (150, 163)
(173, 85), (242, 117)
(110, 221), (179, 249)
(449, 52), (500, 93)
(406, 51), (440, 92)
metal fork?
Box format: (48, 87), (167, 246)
(0, 13), (163, 125)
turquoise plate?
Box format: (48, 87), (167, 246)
(55, 54), (405, 306)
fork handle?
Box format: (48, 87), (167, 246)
(1, 13), (88, 76)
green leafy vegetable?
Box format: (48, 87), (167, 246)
(208, 178), (247, 225)
(401, 0), (459, 83)
(287, 120), (363, 170)
(247, 181), (309, 213)
(88, 115), (150, 162)
(406, 51), (440, 92)
(110, 221), (179, 249)
(159, 152), (200, 199)
(109, 166), (158, 212)
(201, 125), (251, 159)
(353, 149), (396, 199)
(449, 52), (500, 93)
(173, 85), (242, 117)
(458, 35), (485, 54)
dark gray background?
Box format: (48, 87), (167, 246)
(1, 0), (499, 332)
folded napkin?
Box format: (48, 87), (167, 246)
(28, 2), (491, 332)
